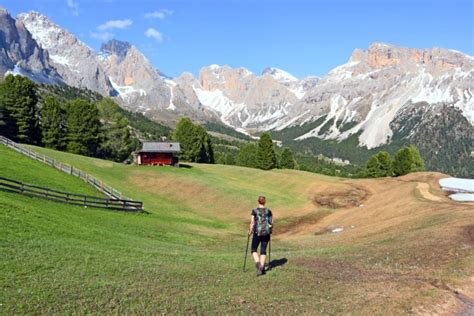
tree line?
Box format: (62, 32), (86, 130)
(365, 145), (425, 177)
(0, 74), (426, 176)
(0, 74), (134, 162)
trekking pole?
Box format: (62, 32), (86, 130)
(242, 231), (251, 272)
(268, 239), (271, 270)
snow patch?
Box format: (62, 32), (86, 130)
(449, 194), (474, 202)
(193, 87), (235, 116)
(109, 77), (147, 99)
(329, 60), (360, 74)
(288, 86), (306, 99)
(4, 63), (23, 77)
(439, 178), (474, 193)
(165, 79), (177, 87)
(264, 67), (298, 82)
(50, 54), (72, 67)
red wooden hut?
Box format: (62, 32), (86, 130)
(137, 142), (181, 167)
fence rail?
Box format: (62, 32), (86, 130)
(0, 177), (143, 211)
(0, 135), (143, 210)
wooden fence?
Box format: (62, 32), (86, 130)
(0, 177), (143, 211)
(0, 135), (144, 210)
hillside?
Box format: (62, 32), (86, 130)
(1, 144), (474, 314)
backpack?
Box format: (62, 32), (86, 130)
(255, 208), (272, 236)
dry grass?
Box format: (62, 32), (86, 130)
(127, 166), (474, 313)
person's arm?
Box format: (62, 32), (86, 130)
(249, 215), (255, 235)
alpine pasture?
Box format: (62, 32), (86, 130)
(1, 144), (473, 314)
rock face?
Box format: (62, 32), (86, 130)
(17, 11), (115, 95)
(180, 64), (318, 133)
(98, 39), (216, 124)
(295, 43), (474, 149)
(0, 7), (60, 83)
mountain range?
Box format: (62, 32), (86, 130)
(1, 8), (473, 176)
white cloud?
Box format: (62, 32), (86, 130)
(144, 9), (174, 19)
(67, 0), (79, 16)
(90, 31), (114, 41)
(98, 19), (133, 31)
(145, 28), (163, 43)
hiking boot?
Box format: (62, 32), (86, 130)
(256, 263), (262, 276)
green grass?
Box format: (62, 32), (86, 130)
(1, 144), (473, 314)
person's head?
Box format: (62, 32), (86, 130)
(258, 195), (266, 206)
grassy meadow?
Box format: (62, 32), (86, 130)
(1, 144), (473, 314)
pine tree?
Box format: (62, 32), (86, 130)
(375, 151), (393, 177)
(65, 99), (102, 156)
(195, 125), (214, 163)
(407, 145), (425, 172)
(236, 143), (258, 168)
(256, 133), (277, 170)
(96, 98), (133, 161)
(0, 75), (40, 143)
(41, 96), (66, 150)
(173, 117), (197, 161)
(393, 145), (426, 176)
(172, 117), (214, 163)
(225, 153), (235, 165)
(0, 99), (8, 133)
(280, 147), (296, 169)
(366, 155), (382, 178)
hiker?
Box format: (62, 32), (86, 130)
(249, 195), (273, 276)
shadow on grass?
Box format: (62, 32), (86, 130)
(179, 164), (193, 169)
(269, 258), (288, 269)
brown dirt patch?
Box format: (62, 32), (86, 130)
(464, 225), (474, 247)
(313, 186), (368, 209)
(277, 210), (332, 235)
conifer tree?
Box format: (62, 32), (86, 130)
(0, 75), (40, 143)
(407, 145), (425, 172)
(65, 99), (101, 156)
(195, 124), (214, 163)
(236, 143), (258, 168)
(172, 117), (214, 163)
(366, 155), (382, 178)
(173, 117), (197, 161)
(96, 98), (133, 161)
(256, 133), (277, 170)
(375, 151), (393, 177)
(393, 145), (425, 176)
(0, 99), (8, 133)
(41, 96), (66, 150)
(225, 153), (235, 165)
(280, 147), (296, 169)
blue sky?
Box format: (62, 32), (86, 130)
(1, 0), (473, 78)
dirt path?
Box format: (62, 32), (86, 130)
(416, 182), (443, 202)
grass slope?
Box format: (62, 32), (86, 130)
(1, 144), (473, 314)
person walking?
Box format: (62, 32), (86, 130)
(249, 195), (273, 276)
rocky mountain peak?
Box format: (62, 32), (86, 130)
(0, 7), (61, 83)
(17, 11), (115, 95)
(100, 39), (132, 60)
(0, 6), (9, 15)
(262, 67), (298, 83)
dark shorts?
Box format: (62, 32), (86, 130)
(251, 234), (270, 255)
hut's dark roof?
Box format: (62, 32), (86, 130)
(139, 142), (181, 153)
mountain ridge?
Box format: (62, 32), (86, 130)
(1, 7), (472, 176)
